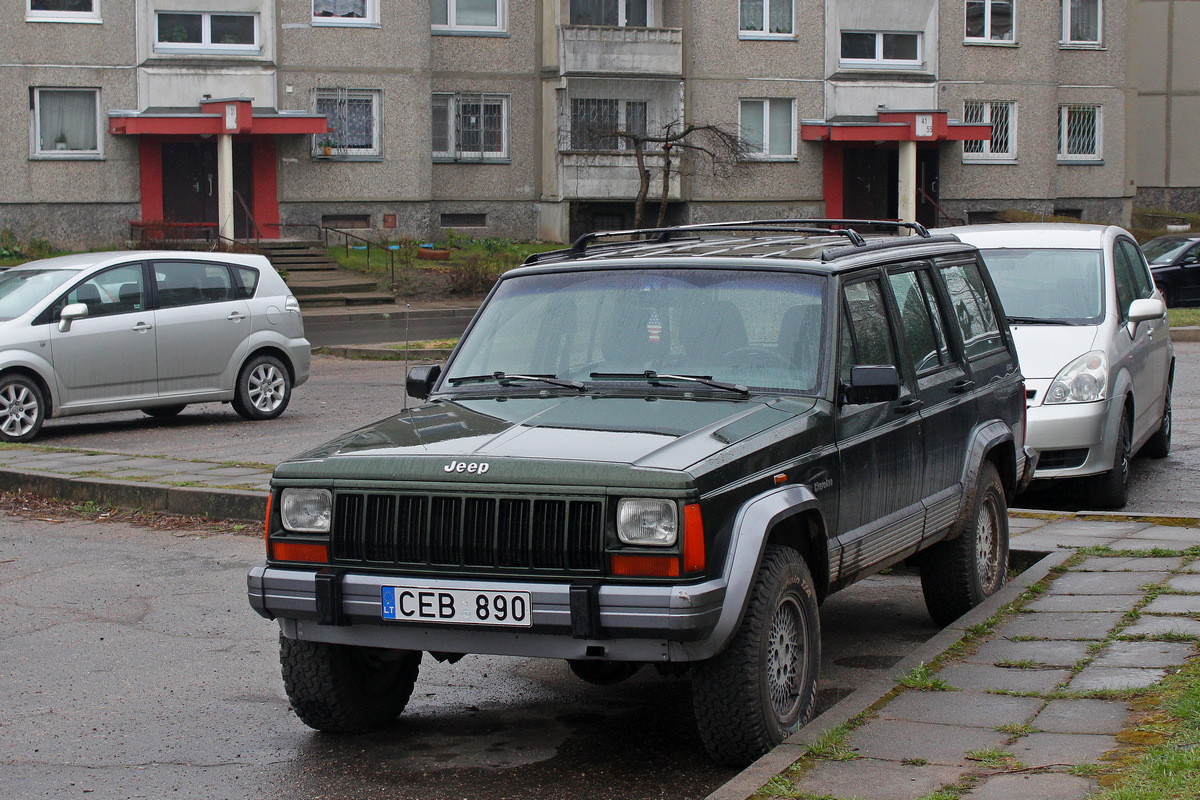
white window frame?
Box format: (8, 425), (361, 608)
(31, 87), (102, 159)
(432, 93), (510, 161)
(26, 0), (100, 23)
(739, 98), (795, 161)
(154, 12), (260, 54)
(839, 31), (923, 68)
(1057, 104), (1102, 162)
(312, 88), (382, 159)
(962, 100), (1016, 162)
(1062, 0), (1102, 45)
(964, 0), (1014, 43)
(432, 0), (507, 34)
(738, 0), (794, 39)
(312, 0), (379, 27)
(568, 0), (655, 27)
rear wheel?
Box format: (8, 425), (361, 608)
(280, 637), (421, 733)
(1140, 386), (1172, 459)
(232, 354), (291, 420)
(142, 404), (186, 419)
(691, 545), (820, 766)
(920, 461), (1009, 627)
(1086, 409), (1131, 509)
(0, 374), (45, 443)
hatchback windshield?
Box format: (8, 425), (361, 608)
(975, 248), (1104, 323)
(446, 268), (827, 394)
(0, 269), (77, 322)
(1141, 237), (1194, 265)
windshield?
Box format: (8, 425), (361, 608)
(975, 248), (1104, 323)
(0, 269), (77, 322)
(446, 268), (827, 394)
(1141, 238), (1193, 265)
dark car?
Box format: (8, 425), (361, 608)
(248, 220), (1031, 766)
(1142, 232), (1200, 307)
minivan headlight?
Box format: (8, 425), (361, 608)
(617, 499), (678, 546)
(1045, 351), (1108, 404)
(280, 488), (332, 532)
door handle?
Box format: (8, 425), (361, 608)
(226, 312), (245, 322)
(950, 379), (975, 394)
(132, 322), (153, 333)
(894, 397), (924, 413)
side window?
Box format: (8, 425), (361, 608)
(1185, 245), (1200, 266)
(155, 261), (233, 308)
(1118, 239), (1154, 299)
(233, 266), (259, 299)
(840, 278), (898, 384)
(938, 261), (1004, 359)
(888, 268), (951, 375)
(58, 264), (145, 319)
(1112, 245), (1137, 317)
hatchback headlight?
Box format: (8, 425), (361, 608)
(280, 488), (332, 532)
(1045, 351), (1108, 404)
(617, 499), (678, 546)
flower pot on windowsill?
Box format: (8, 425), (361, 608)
(322, 146), (332, 156)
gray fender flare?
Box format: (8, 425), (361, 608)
(681, 484), (824, 661)
(948, 420), (1016, 540)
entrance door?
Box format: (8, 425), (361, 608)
(161, 141), (254, 237)
(916, 147), (939, 229)
(842, 147), (897, 220)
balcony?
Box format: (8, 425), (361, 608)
(559, 153), (681, 201)
(559, 26), (683, 77)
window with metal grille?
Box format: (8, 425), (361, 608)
(569, 98), (648, 151)
(432, 93), (508, 160)
(962, 100), (1015, 160)
(1062, 0), (1100, 44)
(965, 0), (1013, 41)
(313, 88), (381, 157)
(1057, 104), (1101, 161)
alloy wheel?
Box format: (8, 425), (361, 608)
(0, 382), (39, 439)
(247, 363), (286, 413)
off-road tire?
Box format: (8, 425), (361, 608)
(691, 545), (820, 767)
(232, 354), (291, 421)
(142, 404), (187, 418)
(279, 636), (421, 733)
(920, 461), (1009, 627)
(1140, 385), (1172, 459)
(1086, 409), (1131, 509)
(0, 374), (46, 443)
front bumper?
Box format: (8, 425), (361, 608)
(248, 565), (726, 662)
(1025, 392), (1114, 479)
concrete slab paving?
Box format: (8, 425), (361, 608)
(1125, 527), (1200, 543)
(966, 772), (1096, 800)
(792, 758), (965, 800)
(961, 639), (1092, 668)
(1003, 534), (1119, 551)
(878, 691), (1043, 728)
(934, 664), (1071, 694)
(1067, 666), (1167, 691)
(1143, 594), (1200, 614)
(847, 720), (1010, 766)
(1121, 615), (1200, 638)
(1008, 732), (1118, 766)
(1090, 640), (1196, 668)
(1033, 699), (1131, 734)
(1024, 593), (1142, 613)
(997, 611), (1125, 641)
(1076, 556), (1186, 572)
(1120, 538), (1200, 552)
(1048, 571), (1171, 594)
(1166, 574), (1200, 592)
(1036, 520), (1158, 537)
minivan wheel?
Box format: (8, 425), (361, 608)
(1140, 386), (1172, 459)
(0, 374), (46, 443)
(691, 545), (820, 767)
(919, 461), (1009, 627)
(280, 636), (421, 733)
(142, 404), (187, 419)
(232, 354), (291, 420)
(1086, 410), (1131, 509)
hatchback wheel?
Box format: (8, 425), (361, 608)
(1140, 385), (1172, 459)
(232, 354), (291, 420)
(0, 375), (46, 443)
(1086, 409), (1131, 509)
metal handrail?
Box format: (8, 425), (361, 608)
(233, 190), (265, 244)
(266, 223), (396, 284)
(916, 188), (965, 227)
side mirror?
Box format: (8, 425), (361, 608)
(842, 364), (901, 405)
(58, 302), (88, 333)
(406, 363), (442, 400)
(1127, 298), (1165, 335)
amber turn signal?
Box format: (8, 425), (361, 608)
(270, 541), (330, 563)
(610, 554), (680, 577)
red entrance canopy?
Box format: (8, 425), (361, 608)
(801, 110), (990, 143)
(109, 98), (329, 136)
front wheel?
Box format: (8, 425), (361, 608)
(280, 637), (421, 733)
(0, 374), (46, 443)
(691, 545), (820, 766)
(1140, 385), (1172, 459)
(232, 354), (291, 420)
(920, 461), (1009, 627)
(1086, 409), (1131, 509)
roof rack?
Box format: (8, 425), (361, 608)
(523, 219), (931, 264)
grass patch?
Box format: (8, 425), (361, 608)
(896, 662), (957, 692)
(965, 747), (1024, 770)
(994, 659), (1043, 669)
(1169, 308), (1200, 327)
(995, 722), (1037, 737)
(803, 727), (858, 761)
(386, 338), (459, 351)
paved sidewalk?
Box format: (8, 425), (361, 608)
(710, 516), (1200, 800)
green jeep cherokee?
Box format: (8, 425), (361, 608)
(248, 221), (1032, 766)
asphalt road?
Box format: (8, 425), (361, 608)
(1, 512), (942, 800)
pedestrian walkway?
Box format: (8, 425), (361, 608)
(710, 516), (1200, 800)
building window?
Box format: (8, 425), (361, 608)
(26, 0), (99, 22)
(156, 12), (259, 52)
(840, 31), (922, 66)
(313, 89), (381, 158)
(1062, 0), (1101, 44)
(570, 0), (651, 27)
(312, 0), (378, 26)
(740, 98), (794, 159)
(963, 101), (1015, 160)
(567, 98), (647, 151)
(432, 0), (505, 33)
(432, 94), (509, 160)
(740, 0), (792, 37)
(1058, 104), (1101, 161)
(33, 88), (100, 158)
(965, 0), (1013, 41)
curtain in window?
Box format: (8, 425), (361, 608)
(313, 0), (364, 18)
(39, 90), (97, 152)
(432, 97), (451, 153)
(740, 100), (765, 153)
(456, 0), (498, 26)
(740, 0), (764, 31)
(769, 100), (792, 156)
(1069, 0), (1099, 41)
(316, 92), (374, 150)
(768, 0), (791, 34)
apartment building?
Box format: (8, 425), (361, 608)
(1, 0), (1189, 246)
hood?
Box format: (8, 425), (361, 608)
(275, 393), (816, 487)
(1010, 325), (1100, 380)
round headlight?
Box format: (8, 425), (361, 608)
(616, 499), (678, 546)
(280, 488), (332, 533)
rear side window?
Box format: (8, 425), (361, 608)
(840, 278), (897, 383)
(888, 267), (952, 375)
(154, 261), (236, 308)
(938, 261), (1004, 359)
(234, 266), (259, 299)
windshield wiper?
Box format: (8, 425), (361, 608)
(590, 370), (750, 396)
(1006, 316), (1076, 326)
(447, 371), (586, 392)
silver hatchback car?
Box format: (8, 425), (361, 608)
(954, 224), (1174, 508)
(0, 250), (311, 442)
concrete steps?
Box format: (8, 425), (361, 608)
(258, 239), (396, 308)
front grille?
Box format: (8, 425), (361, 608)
(1037, 449), (1089, 470)
(332, 492), (605, 574)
